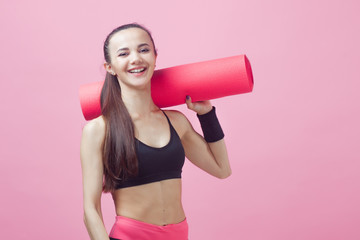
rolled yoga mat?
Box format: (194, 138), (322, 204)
(79, 54), (254, 120)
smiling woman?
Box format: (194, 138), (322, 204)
(80, 23), (231, 240)
(104, 26), (157, 91)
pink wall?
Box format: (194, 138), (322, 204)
(1, 0), (359, 239)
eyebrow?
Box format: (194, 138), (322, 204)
(116, 43), (150, 53)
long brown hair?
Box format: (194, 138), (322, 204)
(100, 23), (157, 192)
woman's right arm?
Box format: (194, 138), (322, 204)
(80, 117), (109, 240)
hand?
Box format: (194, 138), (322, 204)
(185, 95), (213, 115)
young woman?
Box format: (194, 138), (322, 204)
(80, 23), (231, 240)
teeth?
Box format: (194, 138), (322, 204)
(130, 68), (145, 73)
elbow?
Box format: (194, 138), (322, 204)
(83, 210), (89, 227)
(218, 169), (232, 179)
(83, 207), (97, 226)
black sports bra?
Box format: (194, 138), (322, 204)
(115, 111), (185, 189)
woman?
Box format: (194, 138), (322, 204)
(80, 23), (231, 240)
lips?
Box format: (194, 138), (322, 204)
(128, 67), (146, 73)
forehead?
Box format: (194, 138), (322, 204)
(109, 28), (152, 51)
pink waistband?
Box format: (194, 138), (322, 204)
(109, 215), (188, 240)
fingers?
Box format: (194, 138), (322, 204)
(186, 95), (213, 115)
(185, 95), (194, 110)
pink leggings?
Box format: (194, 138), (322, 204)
(109, 215), (188, 240)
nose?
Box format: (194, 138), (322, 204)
(130, 51), (143, 65)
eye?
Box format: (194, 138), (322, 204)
(140, 48), (150, 53)
(118, 52), (128, 57)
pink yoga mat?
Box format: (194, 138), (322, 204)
(79, 54), (254, 120)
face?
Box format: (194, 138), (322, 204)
(105, 28), (157, 90)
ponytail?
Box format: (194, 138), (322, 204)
(100, 72), (138, 192)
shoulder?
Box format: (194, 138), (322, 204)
(80, 117), (105, 187)
(81, 115), (106, 146)
(163, 109), (193, 137)
(163, 109), (189, 124)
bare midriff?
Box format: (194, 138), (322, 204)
(111, 178), (185, 226)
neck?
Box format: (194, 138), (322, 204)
(120, 83), (159, 119)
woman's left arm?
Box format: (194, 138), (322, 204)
(177, 96), (232, 179)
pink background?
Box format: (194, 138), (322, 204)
(1, 0), (359, 239)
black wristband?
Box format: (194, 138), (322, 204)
(197, 106), (224, 142)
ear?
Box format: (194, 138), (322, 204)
(104, 62), (116, 75)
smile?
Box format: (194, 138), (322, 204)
(128, 68), (146, 73)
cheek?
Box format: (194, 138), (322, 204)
(113, 58), (128, 69)
(146, 55), (156, 66)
